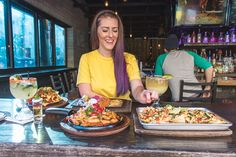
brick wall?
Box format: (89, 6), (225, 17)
(23, 0), (89, 68)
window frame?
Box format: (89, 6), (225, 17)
(0, 0), (69, 75)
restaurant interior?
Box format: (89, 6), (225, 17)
(1, 0), (236, 156)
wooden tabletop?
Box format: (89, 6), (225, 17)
(0, 98), (236, 156)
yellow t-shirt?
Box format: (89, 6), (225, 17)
(77, 50), (141, 100)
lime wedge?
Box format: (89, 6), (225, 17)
(163, 74), (173, 79)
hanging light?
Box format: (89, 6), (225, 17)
(129, 20), (133, 38)
(115, 11), (118, 15)
(105, 1), (109, 7)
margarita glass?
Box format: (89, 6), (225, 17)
(145, 75), (169, 106)
(9, 75), (38, 121)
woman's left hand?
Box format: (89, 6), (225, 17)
(140, 90), (159, 104)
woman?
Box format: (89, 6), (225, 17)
(77, 10), (158, 104)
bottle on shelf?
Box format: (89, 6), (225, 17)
(208, 50), (212, 63)
(202, 49), (207, 59)
(225, 49), (228, 58)
(179, 33), (185, 45)
(229, 50), (235, 73)
(229, 49), (232, 58)
(225, 31), (230, 43)
(212, 52), (216, 66)
(200, 49), (207, 72)
(187, 34), (191, 43)
(210, 32), (216, 43)
(202, 31), (209, 43)
(197, 29), (201, 43)
(217, 49), (223, 62)
(192, 31), (196, 43)
(230, 30), (236, 43)
(216, 49), (223, 74)
(218, 32), (224, 43)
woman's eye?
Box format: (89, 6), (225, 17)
(102, 29), (108, 32)
(113, 29), (118, 33)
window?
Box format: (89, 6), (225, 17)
(0, 0), (7, 69)
(0, 0), (67, 71)
(55, 24), (66, 66)
(38, 18), (53, 66)
(11, 6), (36, 68)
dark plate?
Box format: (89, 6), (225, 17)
(60, 114), (130, 137)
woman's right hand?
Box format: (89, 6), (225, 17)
(139, 89), (159, 104)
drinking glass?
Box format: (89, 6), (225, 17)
(9, 75), (38, 121)
(145, 75), (168, 107)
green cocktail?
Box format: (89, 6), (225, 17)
(9, 75), (38, 120)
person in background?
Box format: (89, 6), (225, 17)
(77, 10), (158, 104)
(154, 34), (213, 101)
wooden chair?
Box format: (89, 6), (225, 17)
(50, 73), (67, 97)
(63, 71), (76, 92)
(179, 80), (217, 103)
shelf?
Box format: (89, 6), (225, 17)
(183, 42), (236, 48)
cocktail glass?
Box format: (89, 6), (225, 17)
(145, 75), (169, 107)
(9, 75), (38, 121)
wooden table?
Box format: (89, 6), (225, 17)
(0, 98), (236, 156)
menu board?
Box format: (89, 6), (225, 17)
(175, 0), (227, 26)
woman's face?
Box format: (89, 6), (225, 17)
(97, 16), (118, 52)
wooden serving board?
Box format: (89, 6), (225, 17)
(133, 113), (233, 137)
(107, 99), (132, 113)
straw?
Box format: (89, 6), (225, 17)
(27, 71), (30, 79)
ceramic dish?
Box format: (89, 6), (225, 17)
(60, 114), (130, 137)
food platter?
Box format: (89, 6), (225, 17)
(136, 107), (232, 131)
(107, 99), (132, 113)
(43, 97), (68, 109)
(108, 99), (123, 107)
(66, 115), (123, 131)
(73, 97), (132, 113)
(60, 114), (130, 137)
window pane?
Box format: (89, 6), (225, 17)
(0, 0), (7, 69)
(55, 25), (65, 66)
(38, 18), (52, 66)
(12, 7), (36, 68)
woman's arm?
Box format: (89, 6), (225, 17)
(130, 79), (158, 104)
(78, 83), (101, 98)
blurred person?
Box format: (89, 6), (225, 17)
(77, 10), (158, 104)
(154, 34), (213, 101)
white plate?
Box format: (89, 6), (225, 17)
(61, 97), (68, 102)
(136, 107), (233, 131)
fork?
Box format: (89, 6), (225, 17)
(151, 98), (161, 108)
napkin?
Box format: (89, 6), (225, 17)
(0, 113), (5, 121)
(4, 116), (34, 125)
